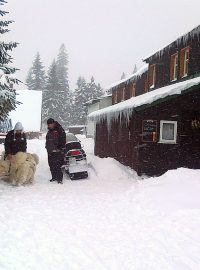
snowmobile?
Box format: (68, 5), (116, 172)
(62, 133), (88, 180)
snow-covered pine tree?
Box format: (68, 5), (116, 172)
(87, 76), (103, 100)
(0, 0), (19, 120)
(133, 64), (137, 74)
(56, 44), (70, 129)
(56, 44), (69, 96)
(121, 72), (126, 80)
(26, 67), (33, 90)
(72, 77), (89, 125)
(71, 76), (103, 125)
(26, 52), (46, 90)
(42, 59), (63, 129)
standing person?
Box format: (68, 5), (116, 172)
(46, 118), (66, 184)
(4, 122), (27, 160)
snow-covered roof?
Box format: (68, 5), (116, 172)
(144, 25), (200, 62)
(84, 98), (100, 106)
(68, 125), (86, 128)
(105, 64), (148, 92)
(89, 76), (200, 125)
(84, 94), (112, 106)
(9, 90), (42, 132)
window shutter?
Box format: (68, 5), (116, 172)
(170, 55), (174, 81)
(131, 83), (136, 97)
(149, 65), (154, 87)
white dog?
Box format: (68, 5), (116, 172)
(0, 152), (39, 186)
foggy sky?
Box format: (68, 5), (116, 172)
(5, 0), (200, 90)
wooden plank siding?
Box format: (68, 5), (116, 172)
(145, 38), (200, 90)
(95, 87), (200, 176)
(111, 72), (148, 105)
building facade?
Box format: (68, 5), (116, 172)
(89, 25), (200, 176)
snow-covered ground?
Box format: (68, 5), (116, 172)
(0, 136), (200, 270)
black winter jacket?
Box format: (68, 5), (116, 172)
(45, 122), (66, 153)
(5, 130), (27, 156)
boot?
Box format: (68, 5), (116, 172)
(57, 179), (63, 184)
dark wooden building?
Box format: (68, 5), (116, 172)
(89, 25), (200, 176)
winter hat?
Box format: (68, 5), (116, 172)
(14, 122), (24, 132)
(47, 118), (55, 124)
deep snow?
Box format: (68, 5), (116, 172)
(0, 136), (200, 270)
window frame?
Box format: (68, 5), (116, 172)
(113, 90), (118, 104)
(130, 83), (136, 97)
(159, 120), (177, 144)
(121, 87), (126, 101)
(170, 53), (178, 81)
(180, 46), (190, 78)
(149, 64), (156, 89)
(184, 48), (189, 76)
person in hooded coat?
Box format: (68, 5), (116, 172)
(4, 122), (27, 160)
(45, 118), (66, 184)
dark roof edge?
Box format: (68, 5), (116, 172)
(143, 25), (200, 62)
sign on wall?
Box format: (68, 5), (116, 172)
(142, 120), (157, 142)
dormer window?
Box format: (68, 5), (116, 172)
(149, 64), (156, 89)
(170, 53), (178, 81)
(180, 47), (190, 78)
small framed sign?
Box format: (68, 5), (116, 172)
(142, 120), (157, 142)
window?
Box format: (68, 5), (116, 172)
(170, 53), (178, 81)
(130, 83), (136, 97)
(180, 47), (190, 78)
(122, 87), (126, 101)
(159, 120), (177, 144)
(149, 64), (156, 88)
(113, 90), (118, 104)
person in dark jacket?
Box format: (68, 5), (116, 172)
(46, 118), (66, 184)
(4, 122), (27, 160)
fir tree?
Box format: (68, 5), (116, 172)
(56, 44), (69, 96)
(26, 52), (46, 90)
(0, 0), (19, 120)
(87, 76), (103, 100)
(42, 60), (70, 130)
(26, 67), (33, 90)
(72, 77), (89, 125)
(121, 72), (126, 80)
(71, 76), (103, 125)
(42, 60), (60, 128)
(133, 64), (137, 74)
(55, 44), (71, 128)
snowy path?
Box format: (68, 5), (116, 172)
(0, 137), (200, 270)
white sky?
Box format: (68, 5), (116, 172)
(5, 0), (200, 90)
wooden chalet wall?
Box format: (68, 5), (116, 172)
(189, 35), (200, 75)
(95, 87), (200, 176)
(146, 36), (200, 90)
(135, 72), (148, 96)
(95, 26), (200, 176)
(112, 71), (148, 105)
